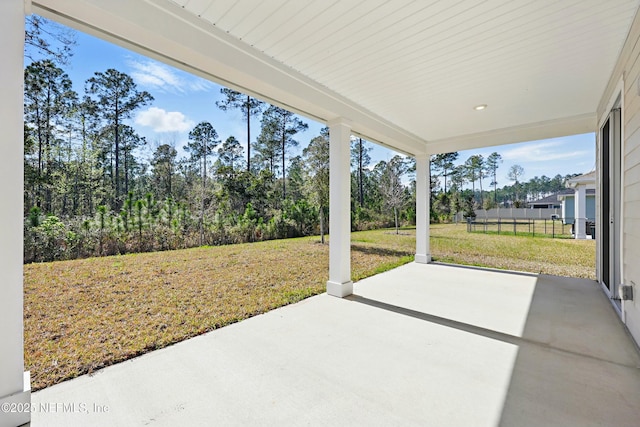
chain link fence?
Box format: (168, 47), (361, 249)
(465, 217), (596, 239)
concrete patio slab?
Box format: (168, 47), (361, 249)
(30, 263), (640, 426)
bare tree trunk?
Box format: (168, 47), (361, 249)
(114, 100), (121, 210)
(320, 207), (325, 244)
(479, 172), (484, 207)
(124, 146), (129, 199)
(246, 96), (251, 172)
(281, 121), (286, 199)
(394, 207), (399, 234)
(200, 151), (206, 246)
(358, 138), (364, 207)
(494, 169), (498, 204)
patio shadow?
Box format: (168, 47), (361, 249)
(350, 244), (412, 258)
(350, 268), (640, 427)
(497, 274), (640, 427)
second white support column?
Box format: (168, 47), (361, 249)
(574, 184), (587, 239)
(415, 154), (431, 263)
(327, 118), (353, 297)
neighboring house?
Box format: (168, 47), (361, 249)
(561, 171), (597, 239)
(527, 192), (565, 209)
(557, 188), (597, 224)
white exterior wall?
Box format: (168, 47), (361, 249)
(598, 7), (640, 346)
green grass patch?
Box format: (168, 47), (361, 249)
(24, 224), (595, 391)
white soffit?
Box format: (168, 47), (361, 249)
(34, 0), (640, 155)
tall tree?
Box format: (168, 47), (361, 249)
(151, 143), (178, 199)
(86, 69), (153, 209)
(117, 125), (146, 198)
(286, 156), (306, 203)
(476, 155), (486, 207)
(507, 164), (525, 203)
(260, 105), (308, 199)
(431, 152), (459, 193)
(215, 89), (264, 172)
(464, 155), (484, 205)
(24, 59), (77, 212)
(185, 121), (220, 245)
(303, 128), (330, 243)
(486, 152), (502, 204)
(379, 156), (408, 234)
(218, 136), (244, 173)
(449, 165), (467, 193)
(539, 175), (551, 197)
(253, 124), (280, 176)
(76, 96), (102, 215)
(351, 137), (372, 207)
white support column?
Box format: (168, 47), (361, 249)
(327, 118), (353, 297)
(415, 154), (431, 263)
(0, 1), (30, 427)
(574, 184), (587, 239)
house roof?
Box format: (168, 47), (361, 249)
(556, 188), (596, 201)
(527, 193), (565, 206)
(529, 188), (596, 205)
(33, 0), (640, 155)
(567, 170), (597, 187)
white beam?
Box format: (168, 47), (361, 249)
(426, 113), (596, 154)
(415, 154), (431, 264)
(327, 119), (353, 297)
(0, 1), (30, 426)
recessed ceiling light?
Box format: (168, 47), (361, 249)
(474, 104), (487, 111)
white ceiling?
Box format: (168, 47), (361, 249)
(34, 0), (640, 155)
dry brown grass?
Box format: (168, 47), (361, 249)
(24, 224), (595, 390)
(24, 234), (414, 390)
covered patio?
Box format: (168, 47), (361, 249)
(3, 1), (640, 426)
(32, 263), (640, 426)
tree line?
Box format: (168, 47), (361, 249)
(22, 57), (419, 262)
(22, 59), (578, 263)
(22, 18), (580, 263)
(430, 152), (580, 221)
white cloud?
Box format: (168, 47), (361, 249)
(501, 140), (590, 162)
(127, 58), (212, 94)
(135, 107), (194, 133)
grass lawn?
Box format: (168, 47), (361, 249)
(24, 223), (595, 390)
(432, 223), (596, 278)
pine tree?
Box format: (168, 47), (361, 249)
(260, 105), (308, 199)
(508, 164), (525, 204)
(303, 128), (330, 243)
(215, 89), (264, 172)
(151, 144), (178, 199)
(185, 121), (220, 245)
(486, 152), (502, 204)
(351, 138), (372, 207)
(431, 152), (459, 193)
(24, 60), (77, 213)
(86, 69), (153, 209)
(218, 136), (244, 172)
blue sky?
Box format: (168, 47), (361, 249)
(33, 19), (595, 189)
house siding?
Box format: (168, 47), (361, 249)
(598, 6), (640, 346)
(562, 195), (596, 224)
(587, 196), (596, 221)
